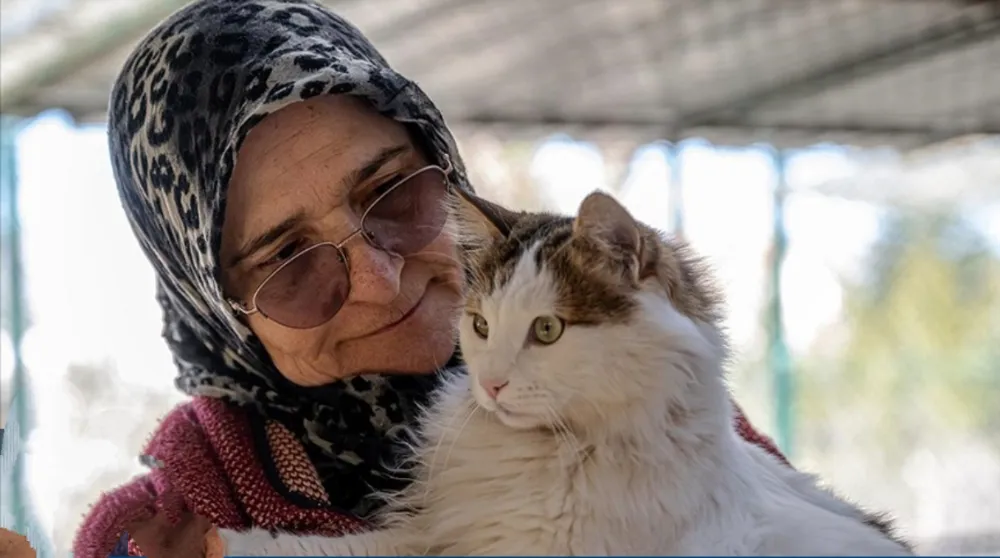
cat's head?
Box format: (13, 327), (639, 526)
(451, 189), (727, 433)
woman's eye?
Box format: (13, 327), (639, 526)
(262, 240), (302, 267)
(363, 176), (401, 209)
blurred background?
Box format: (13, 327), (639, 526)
(1, 0), (999, 555)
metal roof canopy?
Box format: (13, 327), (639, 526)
(2, 0), (1000, 149)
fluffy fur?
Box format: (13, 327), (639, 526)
(220, 190), (913, 556)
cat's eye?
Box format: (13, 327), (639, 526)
(531, 315), (565, 345)
(472, 313), (490, 339)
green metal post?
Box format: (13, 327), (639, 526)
(1, 115), (33, 540)
(769, 149), (794, 457)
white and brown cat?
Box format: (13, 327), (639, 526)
(220, 189), (913, 555)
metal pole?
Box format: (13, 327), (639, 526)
(667, 142), (685, 236)
(768, 148), (794, 457)
(1, 115), (32, 540)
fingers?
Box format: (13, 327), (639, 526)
(126, 512), (213, 558)
(0, 527), (37, 558)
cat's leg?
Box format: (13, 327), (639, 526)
(218, 526), (413, 556)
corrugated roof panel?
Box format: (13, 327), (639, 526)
(1, 0), (997, 147)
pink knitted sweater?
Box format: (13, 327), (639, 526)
(72, 396), (787, 557)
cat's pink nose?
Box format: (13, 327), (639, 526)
(480, 379), (509, 400)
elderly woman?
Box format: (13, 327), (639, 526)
(72, 1), (788, 557)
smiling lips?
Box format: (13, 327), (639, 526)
(367, 292), (426, 337)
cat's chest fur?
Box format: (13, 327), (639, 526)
(404, 376), (742, 556)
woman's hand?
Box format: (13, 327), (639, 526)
(0, 527), (36, 558)
(126, 512), (221, 558)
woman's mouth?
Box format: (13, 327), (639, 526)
(369, 293), (426, 337)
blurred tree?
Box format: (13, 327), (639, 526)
(51, 361), (180, 554)
(458, 132), (544, 210)
(796, 206), (1000, 465)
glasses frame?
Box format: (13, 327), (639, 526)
(227, 156), (453, 327)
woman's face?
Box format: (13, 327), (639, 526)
(219, 95), (463, 386)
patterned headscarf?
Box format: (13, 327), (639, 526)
(108, 0), (470, 517)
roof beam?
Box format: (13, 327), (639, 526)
(364, 0), (479, 45)
(387, 0), (576, 81)
(673, 5), (1000, 129)
(453, 112), (1000, 139)
(0, 0), (190, 113)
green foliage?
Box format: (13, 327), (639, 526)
(798, 208), (1000, 463)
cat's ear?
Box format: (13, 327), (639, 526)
(450, 188), (516, 244)
(573, 191), (641, 255)
(574, 191), (657, 284)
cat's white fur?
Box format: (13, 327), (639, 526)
(220, 239), (911, 556)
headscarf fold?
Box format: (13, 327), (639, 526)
(109, 0), (471, 517)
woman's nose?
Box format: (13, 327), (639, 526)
(344, 237), (402, 305)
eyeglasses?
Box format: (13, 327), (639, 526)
(227, 159), (452, 329)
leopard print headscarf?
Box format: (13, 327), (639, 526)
(109, 0), (470, 517)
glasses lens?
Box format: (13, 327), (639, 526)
(255, 243), (349, 329)
(362, 167), (449, 256)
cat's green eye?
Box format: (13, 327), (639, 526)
(531, 315), (565, 345)
(472, 313), (490, 339)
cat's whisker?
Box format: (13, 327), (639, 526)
(544, 407), (573, 472)
(544, 403), (587, 469)
(423, 397), (476, 504)
(547, 407), (594, 503)
(436, 399), (480, 485)
(554, 425), (583, 468)
(561, 424), (588, 466)
(555, 383), (615, 425)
